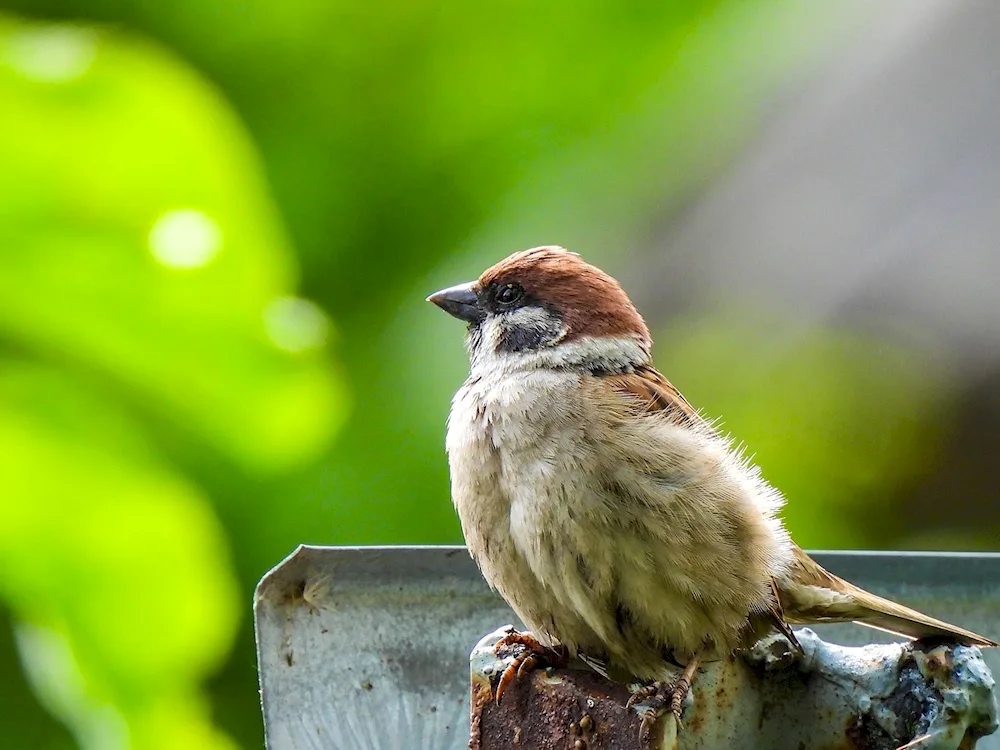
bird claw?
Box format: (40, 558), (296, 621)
(492, 630), (567, 705)
(516, 653), (538, 679)
(625, 682), (657, 711)
(627, 677), (691, 735)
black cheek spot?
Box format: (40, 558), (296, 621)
(497, 324), (548, 352)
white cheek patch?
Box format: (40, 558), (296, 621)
(504, 305), (562, 330)
(477, 306), (567, 355)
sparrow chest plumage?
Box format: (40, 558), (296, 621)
(447, 361), (794, 675)
(447, 367), (598, 635)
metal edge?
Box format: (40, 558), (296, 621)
(266, 545), (1000, 559)
(254, 543), (316, 750)
(254, 545), (1000, 589)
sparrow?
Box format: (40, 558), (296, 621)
(428, 245), (996, 725)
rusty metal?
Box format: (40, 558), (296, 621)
(472, 661), (650, 750)
(471, 626), (997, 750)
(254, 546), (1000, 750)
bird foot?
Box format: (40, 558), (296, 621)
(492, 629), (568, 704)
(626, 677), (692, 738)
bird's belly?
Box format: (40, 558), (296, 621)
(447, 371), (781, 677)
(500, 464), (761, 674)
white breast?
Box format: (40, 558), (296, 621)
(445, 350), (795, 674)
(447, 362), (610, 647)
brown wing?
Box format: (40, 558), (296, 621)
(604, 364), (801, 652)
(604, 364), (702, 426)
(607, 368), (995, 650)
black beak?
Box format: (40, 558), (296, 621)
(427, 282), (481, 323)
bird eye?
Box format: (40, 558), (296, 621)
(494, 283), (524, 306)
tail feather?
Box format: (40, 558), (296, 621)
(844, 586), (996, 647)
(779, 546), (997, 648)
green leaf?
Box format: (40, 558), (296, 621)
(0, 16), (347, 471)
(0, 14), (350, 749)
(0, 363), (240, 750)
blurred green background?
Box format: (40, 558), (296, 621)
(1, 1), (998, 748)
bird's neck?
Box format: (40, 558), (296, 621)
(470, 333), (651, 376)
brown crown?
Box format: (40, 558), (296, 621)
(477, 246), (650, 344)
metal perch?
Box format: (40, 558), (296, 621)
(471, 626), (996, 749)
(254, 546), (1000, 750)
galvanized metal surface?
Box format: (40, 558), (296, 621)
(471, 626), (996, 749)
(254, 546), (1000, 750)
